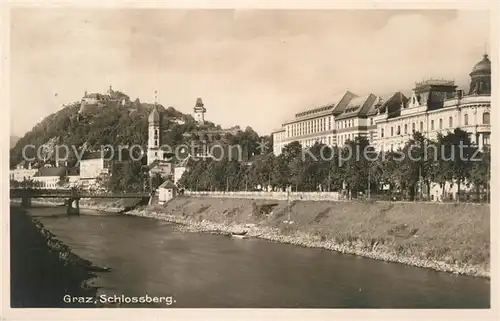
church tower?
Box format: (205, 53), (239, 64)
(193, 97), (206, 125)
(147, 93), (162, 165)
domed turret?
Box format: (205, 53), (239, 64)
(471, 54), (491, 75)
(469, 53), (491, 95)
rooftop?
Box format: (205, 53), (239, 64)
(34, 167), (68, 177)
(159, 180), (176, 189)
(294, 91), (353, 118)
(415, 79), (455, 87)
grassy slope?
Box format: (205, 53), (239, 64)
(158, 197), (490, 271)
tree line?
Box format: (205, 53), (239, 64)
(178, 129), (490, 202)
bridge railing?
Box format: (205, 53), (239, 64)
(10, 188), (151, 198)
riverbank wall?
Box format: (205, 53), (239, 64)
(127, 196), (490, 278)
(10, 206), (99, 307)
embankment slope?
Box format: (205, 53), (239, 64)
(10, 207), (98, 307)
(133, 197), (489, 277)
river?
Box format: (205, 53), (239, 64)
(27, 206), (490, 308)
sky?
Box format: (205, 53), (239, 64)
(10, 8), (491, 137)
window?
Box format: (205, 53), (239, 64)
(381, 128), (384, 138)
(439, 118), (443, 129)
(397, 126), (401, 135)
(483, 133), (490, 146)
(420, 121), (424, 132)
(412, 123), (415, 132)
(483, 112), (490, 125)
(404, 124), (408, 134)
(449, 116), (453, 128)
(431, 120), (434, 130)
(370, 117), (373, 126)
(464, 114), (468, 126)
(391, 127), (394, 136)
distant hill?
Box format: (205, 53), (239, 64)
(9, 90), (264, 169)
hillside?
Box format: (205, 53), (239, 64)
(9, 89), (266, 169)
(10, 136), (20, 147)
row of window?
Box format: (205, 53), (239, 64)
(380, 112), (490, 138)
(382, 133), (490, 151)
(301, 136), (334, 147)
(287, 117), (333, 137)
(286, 111), (490, 140)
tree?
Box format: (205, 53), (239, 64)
(271, 154), (290, 191)
(399, 132), (436, 200)
(469, 146), (490, 201)
(57, 175), (70, 188)
(106, 161), (144, 193)
(433, 129), (475, 201)
(340, 137), (373, 198)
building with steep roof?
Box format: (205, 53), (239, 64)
(158, 180), (177, 204)
(271, 52), (491, 155)
(374, 53), (491, 151)
(271, 91), (357, 154)
(334, 94), (380, 146)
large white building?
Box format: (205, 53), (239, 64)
(9, 162), (38, 182)
(272, 53), (491, 154)
(79, 151), (112, 189)
(272, 91), (357, 155)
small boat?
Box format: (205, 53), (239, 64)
(231, 234), (248, 239)
(86, 265), (112, 272)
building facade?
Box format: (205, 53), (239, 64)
(10, 162), (38, 182)
(79, 151), (111, 189)
(272, 53), (491, 154)
(374, 53), (491, 151)
(271, 91), (357, 153)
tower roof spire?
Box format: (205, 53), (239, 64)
(149, 90), (160, 124)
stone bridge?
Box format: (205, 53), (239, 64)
(10, 188), (151, 215)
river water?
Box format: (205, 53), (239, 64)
(27, 206), (490, 308)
